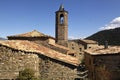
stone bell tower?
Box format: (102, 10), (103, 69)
(55, 4), (68, 46)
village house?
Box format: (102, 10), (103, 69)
(78, 39), (98, 49)
(0, 40), (81, 80)
(2, 4), (118, 80)
(7, 4), (98, 60)
(0, 5), (92, 80)
(84, 45), (120, 80)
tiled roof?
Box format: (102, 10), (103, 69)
(0, 40), (79, 66)
(80, 39), (97, 44)
(50, 43), (69, 51)
(84, 46), (120, 55)
(7, 30), (54, 38)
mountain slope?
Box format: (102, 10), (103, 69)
(0, 37), (6, 40)
(86, 28), (120, 45)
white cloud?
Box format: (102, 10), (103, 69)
(100, 17), (120, 30)
(68, 36), (79, 40)
(68, 36), (86, 40)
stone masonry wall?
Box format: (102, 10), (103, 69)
(39, 55), (78, 80)
(0, 45), (79, 80)
(0, 45), (39, 79)
(85, 53), (120, 80)
(94, 55), (120, 80)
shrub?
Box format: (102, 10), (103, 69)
(17, 68), (39, 80)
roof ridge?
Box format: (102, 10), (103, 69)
(7, 30), (46, 37)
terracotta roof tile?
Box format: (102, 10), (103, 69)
(84, 46), (120, 55)
(50, 43), (69, 50)
(0, 40), (79, 66)
(7, 30), (53, 38)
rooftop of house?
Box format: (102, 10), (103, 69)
(7, 30), (54, 39)
(84, 45), (120, 55)
(70, 39), (97, 44)
(80, 39), (98, 44)
(0, 40), (79, 66)
(49, 42), (69, 51)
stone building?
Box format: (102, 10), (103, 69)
(78, 39), (98, 49)
(67, 39), (98, 60)
(84, 46), (120, 80)
(7, 5), (98, 60)
(54, 4), (98, 60)
(0, 4), (98, 80)
(7, 30), (76, 56)
(0, 40), (80, 80)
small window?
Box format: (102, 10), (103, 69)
(69, 54), (75, 56)
(79, 48), (82, 51)
(79, 53), (82, 55)
(89, 47), (91, 49)
(72, 44), (74, 46)
(72, 47), (74, 50)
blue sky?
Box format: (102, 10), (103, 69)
(0, 0), (120, 39)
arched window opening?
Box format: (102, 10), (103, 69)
(60, 14), (64, 24)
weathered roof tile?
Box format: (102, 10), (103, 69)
(85, 46), (120, 55)
(0, 40), (79, 66)
(7, 30), (53, 38)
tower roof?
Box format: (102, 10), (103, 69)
(59, 4), (64, 11)
(56, 4), (68, 13)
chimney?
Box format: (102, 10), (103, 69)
(104, 41), (108, 49)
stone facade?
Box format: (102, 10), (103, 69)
(67, 41), (84, 60)
(0, 45), (39, 79)
(39, 56), (78, 80)
(84, 46), (120, 80)
(0, 40), (80, 80)
(78, 39), (98, 49)
(0, 4), (113, 80)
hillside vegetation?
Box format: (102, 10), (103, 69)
(86, 28), (120, 45)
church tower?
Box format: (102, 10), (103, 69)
(55, 4), (68, 46)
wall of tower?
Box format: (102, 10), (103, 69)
(55, 10), (68, 44)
